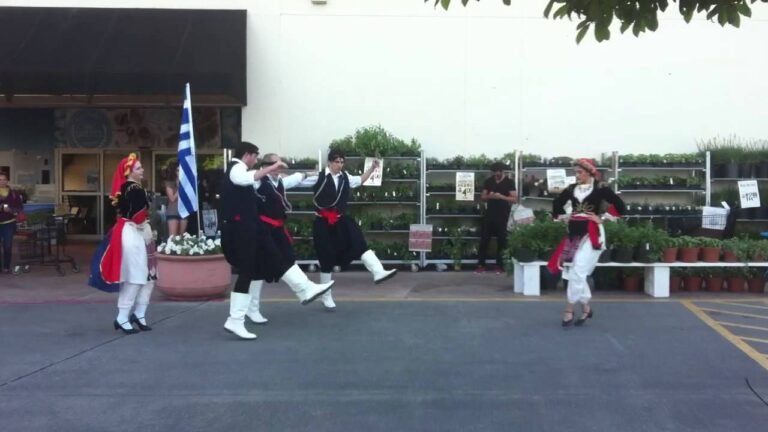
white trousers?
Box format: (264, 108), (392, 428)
(562, 225), (605, 305)
(120, 221), (151, 284)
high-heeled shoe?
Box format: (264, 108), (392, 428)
(130, 313), (152, 331)
(562, 311), (574, 327)
(575, 308), (593, 326)
(113, 320), (139, 335)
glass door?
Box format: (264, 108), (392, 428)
(57, 150), (102, 239)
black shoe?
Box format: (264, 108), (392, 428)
(575, 309), (593, 327)
(113, 320), (139, 335)
(130, 313), (153, 331)
(562, 311), (574, 327)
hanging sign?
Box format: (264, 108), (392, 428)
(455, 172), (475, 201)
(738, 180), (761, 209)
(363, 157), (384, 186)
(409, 224), (433, 252)
(547, 169), (567, 193)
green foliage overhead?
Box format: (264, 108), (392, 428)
(425, 0), (765, 43)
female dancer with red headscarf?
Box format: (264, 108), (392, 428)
(89, 153), (156, 334)
(548, 158), (625, 327)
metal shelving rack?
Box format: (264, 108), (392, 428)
(422, 151), (519, 267)
(614, 151), (711, 210)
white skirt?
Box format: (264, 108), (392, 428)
(120, 221), (151, 284)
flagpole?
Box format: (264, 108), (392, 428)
(185, 84), (203, 236)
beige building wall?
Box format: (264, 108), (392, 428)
(3, 0), (768, 158)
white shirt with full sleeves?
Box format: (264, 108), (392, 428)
(324, 167), (362, 189)
(229, 159), (257, 186)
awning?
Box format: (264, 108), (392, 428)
(0, 7), (247, 107)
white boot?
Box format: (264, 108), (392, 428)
(281, 264), (334, 305)
(319, 272), (336, 310)
(133, 280), (155, 329)
(115, 283), (141, 332)
(246, 280), (268, 324)
(360, 250), (398, 284)
(224, 292), (257, 340)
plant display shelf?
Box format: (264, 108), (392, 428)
(618, 189), (705, 193)
(295, 259), (412, 266)
(711, 178), (768, 182)
(426, 214), (482, 218)
(424, 259), (481, 264)
(522, 166), (613, 172)
(618, 167), (706, 172)
(350, 201), (420, 205)
(344, 156), (420, 160)
(427, 169), (511, 173)
(511, 259), (768, 298)
(432, 236), (481, 240)
(427, 192), (481, 195)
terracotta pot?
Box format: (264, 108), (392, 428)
(684, 276), (703, 292)
(727, 277), (746, 293)
(679, 247), (700, 263)
(723, 250), (739, 263)
(670, 275), (682, 293)
(623, 275), (642, 292)
(662, 248), (679, 263)
(748, 278), (765, 294)
(157, 254), (231, 301)
(700, 247), (721, 263)
(705, 276), (724, 292)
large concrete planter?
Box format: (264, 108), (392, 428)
(156, 254), (230, 301)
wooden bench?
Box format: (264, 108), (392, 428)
(512, 260), (768, 298)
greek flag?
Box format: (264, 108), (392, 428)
(177, 83), (198, 219)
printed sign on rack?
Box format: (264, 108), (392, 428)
(701, 206), (729, 231)
(738, 180), (761, 209)
(547, 169), (567, 193)
(363, 157), (384, 186)
(409, 224), (433, 252)
(455, 172), (475, 201)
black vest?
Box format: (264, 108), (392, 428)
(313, 171), (350, 212)
(221, 160), (259, 221)
(257, 178), (288, 220)
(118, 180), (149, 219)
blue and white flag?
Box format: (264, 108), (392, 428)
(177, 83), (198, 219)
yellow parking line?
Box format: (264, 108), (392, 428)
(696, 308), (768, 320)
(740, 336), (768, 344)
(718, 322), (768, 332)
(704, 301), (768, 311)
(682, 300), (768, 371)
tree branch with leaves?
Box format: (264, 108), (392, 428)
(425, 0), (766, 43)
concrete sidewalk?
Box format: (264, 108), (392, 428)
(2, 242), (767, 304)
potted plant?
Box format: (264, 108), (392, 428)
(662, 236), (682, 263)
(606, 223), (637, 263)
(677, 236), (702, 263)
(747, 268), (766, 293)
(156, 233), (230, 301)
(506, 225), (539, 263)
(699, 238), (722, 263)
(633, 223), (665, 263)
(722, 237), (750, 263)
(683, 268), (703, 292)
(621, 268), (643, 292)
(448, 228), (467, 271)
(703, 268), (724, 292)
(725, 267), (747, 293)
(670, 268), (684, 293)
(749, 238), (768, 262)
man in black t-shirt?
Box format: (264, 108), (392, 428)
(477, 162), (517, 273)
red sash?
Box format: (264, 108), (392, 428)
(260, 215), (293, 244)
(317, 208), (341, 225)
(546, 214), (602, 274)
(101, 208), (148, 284)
